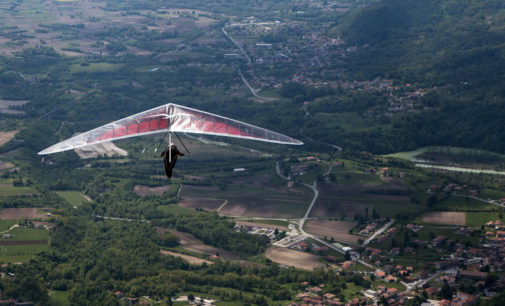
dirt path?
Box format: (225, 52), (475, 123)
(0, 130), (18, 146)
(160, 250), (212, 265)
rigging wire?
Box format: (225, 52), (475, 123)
(154, 129), (170, 157)
(173, 132), (191, 156)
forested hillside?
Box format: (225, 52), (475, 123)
(341, 0), (505, 85)
(315, 0), (505, 153)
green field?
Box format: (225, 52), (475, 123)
(158, 204), (195, 216)
(0, 227), (50, 263)
(0, 244), (50, 263)
(466, 212), (504, 227)
(57, 191), (90, 206)
(387, 146), (505, 162)
(435, 195), (497, 211)
(0, 220), (17, 232)
(0, 184), (36, 196)
(333, 172), (385, 186)
(49, 290), (70, 306)
(69, 63), (124, 73)
(0, 227), (50, 241)
(480, 189), (505, 201)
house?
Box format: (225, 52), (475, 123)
(459, 270), (487, 280)
(434, 260), (460, 270)
(385, 275), (397, 283)
(391, 248), (400, 256)
(1, 234), (12, 239)
(386, 287), (398, 296)
(433, 235), (447, 246)
(425, 287), (439, 296)
(323, 293), (336, 299)
(404, 247), (415, 254)
(297, 241), (308, 250)
(496, 230), (505, 238)
(233, 168), (247, 174)
(375, 271), (386, 278)
(454, 291), (479, 305)
(381, 167), (391, 175)
(309, 287), (322, 293)
(115, 291), (124, 298)
(325, 255), (337, 262)
(313, 246), (328, 253)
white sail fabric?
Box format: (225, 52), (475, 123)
(38, 103), (302, 155)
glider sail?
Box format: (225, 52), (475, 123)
(38, 103), (302, 155)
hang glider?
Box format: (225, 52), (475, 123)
(38, 103), (302, 155)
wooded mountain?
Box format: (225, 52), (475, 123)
(329, 0), (505, 153)
(340, 0), (505, 86)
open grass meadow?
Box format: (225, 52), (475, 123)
(0, 184), (36, 196)
(0, 227), (49, 241)
(334, 172), (385, 186)
(57, 191), (90, 206)
(466, 212), (504, 227)
(0, 244), (49, 264)
(158, 204), (195, 216)
(49, 290), (70, 306)
(480, 188), (505, 200)
(435, 195), (497, 211)
(0, 227), (50, 263)
(69, 63), (124, 74)
(0, 220), (17, 232)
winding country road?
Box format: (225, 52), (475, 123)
(221, 25), (276, 102)
(274, 161), (374, 268)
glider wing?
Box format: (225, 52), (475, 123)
(38, 103), (302, 155)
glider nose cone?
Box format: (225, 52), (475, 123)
(38, 147), (53, 155)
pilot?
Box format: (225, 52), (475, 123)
(160, 144), (185, 178)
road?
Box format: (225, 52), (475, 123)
(221, 26), (252, 65)
(216, 200), (229, 212)
(0, 224), (18, 234)
(402, 269), (457, 293)
(95, 215), (150, 223)
(237, 68), (275, 102)
(221, 25), (277, 102)
(415, 163), (505, 176)
(452, 193), (505, 208)
(362, 219), (395, 246)
(274, 161), (374, 269)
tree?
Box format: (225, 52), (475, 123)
(427, 195), (438, 208)
(441, 281), (452, 300)
(188, 294), (195, 303)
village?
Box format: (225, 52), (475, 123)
(238, 216), (504, 306)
